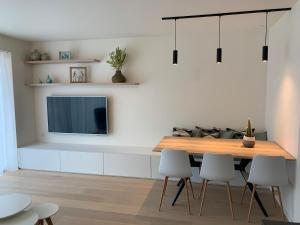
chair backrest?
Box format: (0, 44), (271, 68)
(248, 155), (288, 186)
(200, 153), (235, 182)
(159, 149), (192, 178)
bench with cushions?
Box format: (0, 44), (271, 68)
(172, 126), (268, 140)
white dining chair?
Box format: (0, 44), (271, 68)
(158, 149), (193, 214)
(199, 153), (235, 219)
(247, 155), (288, 222)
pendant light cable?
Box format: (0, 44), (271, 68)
(216, 16), (222, 63)
(172, 19), (178, 64)
(174, 19), (177, 50)
(218, 16), (221, 48)
(265, 12), (268, 46)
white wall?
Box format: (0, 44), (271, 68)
(0, 35), (36, 147)
(31, 29), (267, 147)
(265, 3), (300, 222)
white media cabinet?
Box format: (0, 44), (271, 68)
(18, 143), (245, 185)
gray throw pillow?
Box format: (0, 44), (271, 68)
(220, 130), (235, 139)
(192, 127), (202, 137)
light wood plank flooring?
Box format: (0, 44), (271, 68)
(0, 170), (284, 225)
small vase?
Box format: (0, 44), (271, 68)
(46, 75), (53, 83)
(112, 70), (126, 83)
(41, 53), (50, 60)
(243, 136), (255, 148)
(30, 49), (41, 61)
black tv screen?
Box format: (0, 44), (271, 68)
(47, 96), (108, 134)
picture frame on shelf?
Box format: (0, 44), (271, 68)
(59, 51), (71, 60)
(70, 67), (87, 83)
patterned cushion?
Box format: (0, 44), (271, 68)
(191, 127), (202, 137)
(172, 127), (192, 137)
(225, 128), (244, 139)
(196, 126), (220, 138)
(220, 130), (235, 139)
(172, 126), (267, 140)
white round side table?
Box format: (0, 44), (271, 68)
(0, 210), (38, 225)
(0, 193), (31, 219)
(31, 203), (59, 225)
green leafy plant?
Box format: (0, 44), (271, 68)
(245, 119), (254, 137)
(106, 47), (127, 71)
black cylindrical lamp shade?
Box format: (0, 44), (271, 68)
(262, 45), (268, 62)
(216, 48), (222, 64)
(173, 50), (178, 65)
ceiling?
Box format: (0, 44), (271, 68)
(0, 0), (297, 42)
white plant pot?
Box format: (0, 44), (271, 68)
(243, 136), (256, 148)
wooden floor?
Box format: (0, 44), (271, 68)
(0, 170), (284, 225)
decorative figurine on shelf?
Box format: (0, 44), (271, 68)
(107, 47), (127, 83)
(243, 119), (255, 148)
(46, 74), (53, 83)
(29, 49), (42, 61)
(41, 52), (50, 61)
(59, 51), (71, 60)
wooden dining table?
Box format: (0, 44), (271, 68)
(153, 136), (296, 217)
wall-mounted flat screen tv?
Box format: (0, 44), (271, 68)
(47, 96), (108, 134)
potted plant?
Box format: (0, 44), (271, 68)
(107, 47), (127, 83)
(243, 119), (255, 148)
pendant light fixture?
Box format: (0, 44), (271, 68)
(163, 8), (291, 65)
(262, 12), (268, 62)
(216, 16), (222, 64)
(173, 19), (178, 65)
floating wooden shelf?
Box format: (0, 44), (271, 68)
(26, 82), (140, 87)
(25, 59), (101, 64)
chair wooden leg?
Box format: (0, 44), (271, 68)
(226, 182), (235, 220)
(247, 184), (257, 222)
(271, 186), (277, 208)
(276, 186), (286, 221)
(199, 179), (208, 216)
(241, 183), (248, 204)
(159, 176), (168, 211)
(188, 178), (195, 199)
(198, 180), (205, 199)
(45, 218), (53, 225)
(184, 178), (191, 215)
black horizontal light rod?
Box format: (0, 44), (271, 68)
(162, 8), (291, 21)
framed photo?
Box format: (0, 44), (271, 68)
(59, 51), (71, 60)
(70, 67), (87, 83)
